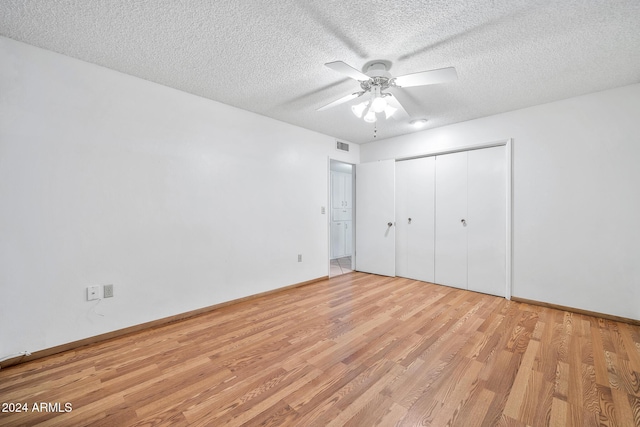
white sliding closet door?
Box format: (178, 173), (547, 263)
(434, 151), (468, 289)
(467, 146), (506, 296)
(396, 157), (435, 282)
(434, 146), (507, 297)
(355, 160), (396, 276)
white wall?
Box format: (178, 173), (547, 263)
(362, 84), (640, 320)
(0, 37), (358, 358)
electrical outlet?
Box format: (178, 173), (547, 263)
(87, 285), (100, 301)
(298, 254), (302, 262)
(104, 284), (114, 298)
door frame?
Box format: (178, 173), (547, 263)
(327, 158), (356, 275)
(395, 139), (513, 299)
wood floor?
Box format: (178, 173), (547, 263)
(1, 272), (639, 426)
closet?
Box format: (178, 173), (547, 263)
(395, 145), (506, 296)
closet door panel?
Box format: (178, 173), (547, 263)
(407, 157), (435, 282)
(467, 146), (506, 296)
(395, 157), (435, 282)
(434, 151), (468, 289)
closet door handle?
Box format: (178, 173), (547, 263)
(408, 218), (412, 224)
(461, 219), (467, 226)
(387, 222), (393, 227)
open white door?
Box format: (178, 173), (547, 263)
(355, 160), (395, 276)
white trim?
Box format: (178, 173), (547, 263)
(395, 139), (509, 162)
(505, 138), (513, 300)
(326, 157), (332, 276)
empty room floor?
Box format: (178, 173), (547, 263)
(1, 272), (639, 426)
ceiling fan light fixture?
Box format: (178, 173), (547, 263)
(351, 101), (368, 118)
(370, 95), (387, 113)
(369, 86), (387, 113)
(363, 110), (377, 123)
(371, 86), (387, 113)
(384, 105), (397, 119)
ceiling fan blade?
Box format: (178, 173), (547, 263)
(394, 67), (457, 88)
(386, 93), (410, 120)
(317, 92), (362, 111)
(325, 61), (370, 81)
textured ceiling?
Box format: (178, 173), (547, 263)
(1, 0), (639, 144)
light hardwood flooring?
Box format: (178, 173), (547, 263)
(1, 272), (639, 426)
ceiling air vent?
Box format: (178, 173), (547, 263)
(336, 141), (349, 152)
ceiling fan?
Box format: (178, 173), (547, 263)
(317, 60), (457, 124)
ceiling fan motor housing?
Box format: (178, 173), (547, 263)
(361, 61), (393, 93)
(364, 60), (392, 77)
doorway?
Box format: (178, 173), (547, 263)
(329, 159), (355, 277)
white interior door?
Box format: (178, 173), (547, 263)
(434, 151), (468, 289)
(396, 157), (435, 282)
(356, 160), (395, 276)
(467, 146), (506, 296)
